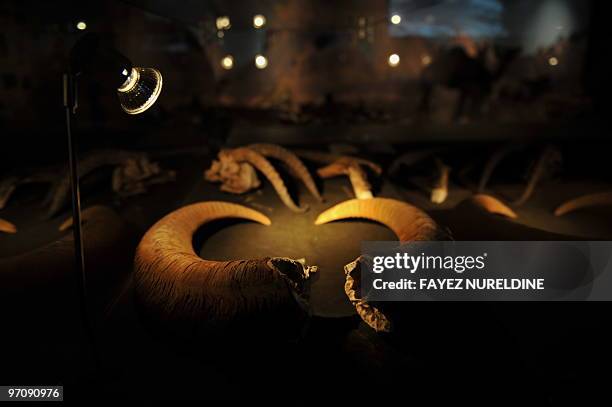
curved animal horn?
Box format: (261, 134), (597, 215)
(316, 198), (438, 333)
(228, 148), (308, 213)
(513, 146), (560, 206)
(315, 198), (438, 242)
(318, 160), (373, 200)
(294, 149), (382, 175)
(0, 218), (17, 234)
(471, 194), (518, 219)
(58, 206), (110, 232)
(431, 158), (450, 204)
(249, 143), (324, 202)
(554, 191), (612, 216)
(134, 201), (316, 329)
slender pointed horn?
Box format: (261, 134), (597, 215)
(134, 201), (316, 328)
(471, 194), (518, 219)
(229, 148), (308, 212)
(318, 160), (373, 200)
(554, 191), (612, 216)
(513, 146), (560, 206)
(0, 218), (17, 234)
(315, 198), (438, 242)
(58, 206), (110, 232)
(431, 158), (450, 204)
(249, 143), (324, 202)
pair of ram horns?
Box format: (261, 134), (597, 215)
(134, 195), (441, 334)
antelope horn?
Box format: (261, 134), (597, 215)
(554, 191), (612, 216)
(134, 201), (316, 329)
(249, 143), (324, 202)
(316, 198), (438, 332)
(513, 146), (559, 206)
(46, 150), (143, 218)
(478, 144), (521, 193)
(315, 198), (438, 242)
(58, 206), (109, 232)
(229, 148), (308, 213)
(0, 218), (17, 234)
(294, 149), (383, 175)
(431, 159), (450, 204)
(0, 177), (18, 210)
(318, 160), (373, 199)
(470, 194), (518, 219)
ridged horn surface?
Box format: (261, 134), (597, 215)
(471, 194), (518, 219)
(249, 143), (323, 202)
(315, 198), (438, 242)
(229, 148), (308, 213)
(134, 201), (314, 326)
(554, 191), (612, 216)
(0, 218), (17, 234)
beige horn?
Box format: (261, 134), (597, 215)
(554, 191), (612, 217)
(229, 148), (308, 212)
(134, 201), (316, 329)
(318, 159), (373, 200)
(315, 198), (439, 332)
(0, 218), (17, 234)
(249, 143), (324, 202)
(471, 194), (518, 219)
(315, 197), (438, 241)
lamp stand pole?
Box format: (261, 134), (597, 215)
(63, 73), (97, 365)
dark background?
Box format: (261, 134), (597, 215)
(1, 0), (611, 404)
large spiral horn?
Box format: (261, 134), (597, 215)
(315, 198), (439, 332)
(249, 143), (324, 202)
(134, 201), (316, 332)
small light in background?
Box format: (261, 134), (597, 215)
(422, 55), (432, 66)
(253, 14), (266, 29)
(388, 53), (400, 67)
(217, 31), (225, 39)
(255, 54), (268, 69)
(548, 56), (559, 66)
(76, 21), (87, 30)
(216, 16), (231, 30)
(221, 55), (234, 70)
(390, 14), (401, 25)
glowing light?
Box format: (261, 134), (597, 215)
(253, 14), (266, 29)
(117, 67), (163, 115)
(221, 55), (234, 70)
(422, 55), (432, 66)
(216, 16), (231, 30)
(390, 14), (401, 25)
(548, 56), (558, 66)
(388, 53), (400, 67)
(76, 21), (87, 30)
(217, 31), (224, 38)
(255, 54), (268, 69)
